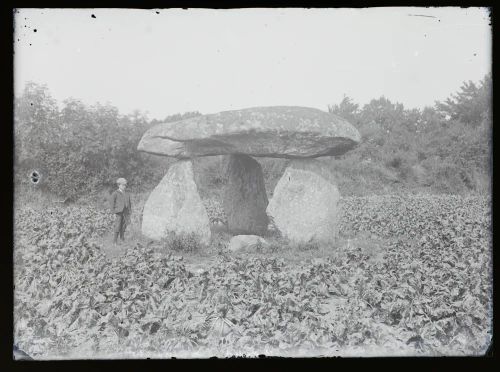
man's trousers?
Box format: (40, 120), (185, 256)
(113, 212), (128, 242)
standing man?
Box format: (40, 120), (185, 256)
(110, 178), (132, 245)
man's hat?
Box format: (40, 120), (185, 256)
(117, 178), (127, 185)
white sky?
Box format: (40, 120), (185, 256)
(14, 7), (491, 120)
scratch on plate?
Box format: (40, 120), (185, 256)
(407, 14), (437, 19)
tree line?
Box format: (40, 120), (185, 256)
(14, 74), (491, 198)
(14, 83), (201, 198)
(328, 74), (491, 194)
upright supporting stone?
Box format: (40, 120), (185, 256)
(223, 154), (269, 235)
(267, 159), (340, 245)
(141, 160), (211, 245)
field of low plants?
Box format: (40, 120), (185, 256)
(13, 194), (492, 358)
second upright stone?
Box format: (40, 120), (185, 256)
(223, 154), (269, 235)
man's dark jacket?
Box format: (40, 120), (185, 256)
(110, 190), (132, 214)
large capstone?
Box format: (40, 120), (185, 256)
(223, 154), (269, 235)
(266, 159), (340, 245)
(137, 106), (361, 159)
(141, 160), (211, 244)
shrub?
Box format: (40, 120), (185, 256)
(14, 82), (179, 200)
(386, 156), (402, 169)
(265, 236), (289, 253)
(293, 238), (320, 252)
(163, 232), (202, 253)
(210, 231), (231, 254)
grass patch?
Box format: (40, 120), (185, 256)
(163, 232), (204, 253)
(293, 239), (321, 252)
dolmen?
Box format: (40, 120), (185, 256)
(137, 106), (360, 246)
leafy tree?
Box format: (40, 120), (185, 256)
(328, 95), (361, 126)
(359, 97), (406, 134)
(436, 73), (492, 128)
(14, 82), (163, 198)
(327, 81), (491, 194)
(14, 82), (60, 167)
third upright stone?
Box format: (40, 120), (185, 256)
(266, 159), (340, 245)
